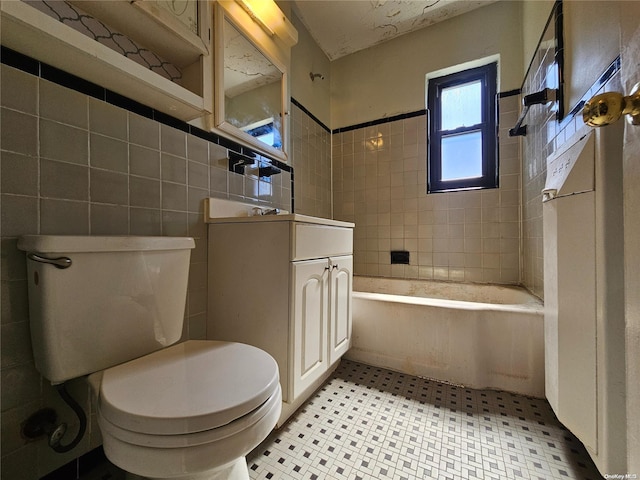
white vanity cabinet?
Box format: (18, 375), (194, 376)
(207, 215), (354, 426)
(292, 254), (353, 399)
(327, 256), (353, 364)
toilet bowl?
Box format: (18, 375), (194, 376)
(91, 340), (282, 480)
(17, 235), (282, 480)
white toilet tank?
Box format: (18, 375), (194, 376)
(17, 235), (195, 384)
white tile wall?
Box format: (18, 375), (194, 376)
(521, 40), (621, 299)
(0, 62), (290, 479)
(332, 97), (521, 284)
(291, 103), (332, 218)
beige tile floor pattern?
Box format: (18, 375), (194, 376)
(247, 359), (604, 480)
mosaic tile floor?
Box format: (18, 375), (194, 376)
(247, 359), (604, 480)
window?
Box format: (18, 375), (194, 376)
(427, 63), (498, 193)
(242, 117), (282, 149)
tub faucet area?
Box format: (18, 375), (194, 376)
(251, 207), (281, 216)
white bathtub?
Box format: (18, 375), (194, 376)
(347, 276), (545, 397)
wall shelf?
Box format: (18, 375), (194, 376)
(1, 1), (211, 121)
(69, 0), (209, 69)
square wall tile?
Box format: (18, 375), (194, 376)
(1, 278), (29, 325)
(187, 135), (209, 164)
(161, 182), (187, 211)
(40, 119), (87, 165)
(130, 207), (162, 236)
(1, 152), (38, 196)
(1, 195), (38, 237)
(161, 153), (187, 183)
(2, 109), (38, 157)
(1, 238), (28, 282)
(40, 199), (89, 235)
(90, 134), (128, 172)
(129, 113), (159, 149)
(161, 210), (188, 236)
(39, 79), (87, 128)
(130, 145), (160, 179)
(90, 169), (128, 205)
(130, 176), (160, 209)
(1, 65), (37, 114)
(160, 124), (186, 157)
(89, 98), (127, 140)
(41, 159), (88, 201)
(91, 204), (129, 235)
(0, 363), (41, 411)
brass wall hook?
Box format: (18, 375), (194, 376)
(583, 82), (640, 127)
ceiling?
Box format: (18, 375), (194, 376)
(291, 0), (497, 61)
(224, 19), (281, 97)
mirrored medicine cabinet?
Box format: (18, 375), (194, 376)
(1, 0), (294, 148)
(213, 3), (289, 162)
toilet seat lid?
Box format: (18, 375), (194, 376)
(98, 340), (280, 435)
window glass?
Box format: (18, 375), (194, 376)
(243, 118), (281, 149)
(427, 62), (497, 193)
(441, 80), (482, 130)
(441, 131), (482, 180)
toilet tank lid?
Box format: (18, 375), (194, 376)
(18, 235), (195, 253)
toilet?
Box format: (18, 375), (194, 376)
(17, 235), (281, 480)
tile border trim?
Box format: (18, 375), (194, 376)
(332, 89), (519, 135)
(0, 46), (293, 174)
(291, 97), (330, 133)
(499, 89), (521, 98)
(332, 109), (427, 135)
(559, 55), (621, 131)
(1, 46), (294, 209)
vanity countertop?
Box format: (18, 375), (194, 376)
(204, 198), (354, 228)
(207, 213), (354, 228)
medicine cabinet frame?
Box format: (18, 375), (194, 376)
(213, 2), (289, 163)
(522, 0), (564, 121)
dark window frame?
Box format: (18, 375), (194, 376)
(427, 62), (498, 193)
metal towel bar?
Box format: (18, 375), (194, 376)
(509, 88), (557, 137)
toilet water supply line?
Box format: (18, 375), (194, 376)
(49, 383), (87, 453)
(22, 252), (85, 451)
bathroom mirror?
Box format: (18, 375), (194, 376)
(214, 5), (287, 161)
(522, 0), (564, 121)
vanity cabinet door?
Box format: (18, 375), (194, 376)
(328, 256), (352, 366)
(291, 259), (329, 399)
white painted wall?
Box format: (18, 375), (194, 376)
(329, 1), (523, 129)
(522, 0), (555, 75)
(289, 10), (331, 127)
(621, 2), (640, 473)
(563, 1), (622, 113)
